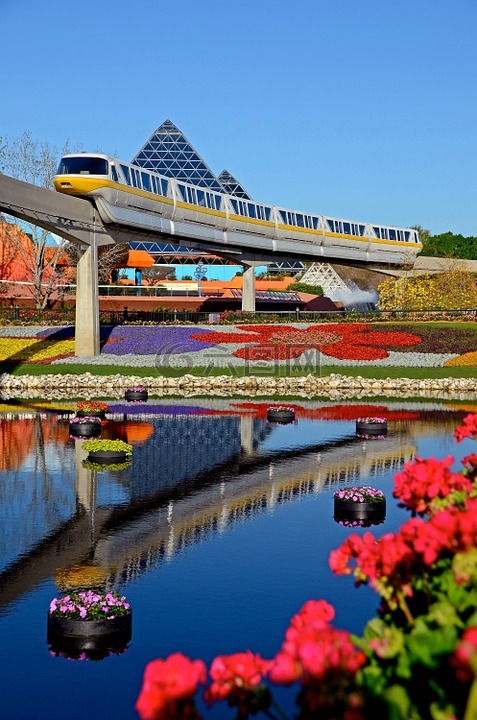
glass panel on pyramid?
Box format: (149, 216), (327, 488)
(217, 169), (251, 199)
(131, 119), (223, 191)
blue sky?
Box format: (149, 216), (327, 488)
(2, 0), (476, 274)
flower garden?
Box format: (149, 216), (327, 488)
(0, 322), (476, 367)
(133, 414), (477, 720)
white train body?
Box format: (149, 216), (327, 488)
(54, 153), (422, 265)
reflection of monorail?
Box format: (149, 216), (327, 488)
(54, 154), (422, 265)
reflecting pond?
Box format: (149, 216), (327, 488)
(0, 397), (475, 719)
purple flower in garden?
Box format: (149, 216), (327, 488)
(102, 327), (216, 356)
(334, 485), (385, 503)
(37, 326), (216, 355)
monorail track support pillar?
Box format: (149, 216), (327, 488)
(241, 262), (257, 313)
(75, 226), (100, 356)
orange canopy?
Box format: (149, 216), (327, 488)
(118, 250), (155, 268)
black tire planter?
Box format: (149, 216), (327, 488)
(76, 410), (106, 420)
(356, 421), (387, 435)
(87, 450), (129, 465)
(267, 410), (295, 424)
(124, 390), (148, 402)
(334, 497), (386, 522)
(47, 611), (132, 661)
(47, 609), (132, 639)
(69, 422), (101, 438)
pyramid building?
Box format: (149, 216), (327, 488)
(132, 119), (251, 198)
(217, 170), (251, 199)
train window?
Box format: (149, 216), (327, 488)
(404, 231), (410, 242)
(57, 156), (109, 175)
(111, 165), (119, 182)
(373, 226), (380, 238)
(389, 229), (396, 240)
(141, 172), (151, 192)
(177, 185), (186, 202)
(359, 224), (365, 235)
(196, 189), (206, 207)
(120, 164), (131, 184)
(247, 203), (257, 219)
(230, 199), (239, 214)
(326, 219), (335, 232)
(278, 210), (288, 224)
(213, 195), (222, 211)
(343, 222), (351, 234)
(295, 214), (305, 228)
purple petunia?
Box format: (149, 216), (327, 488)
(37, 326), (216, 355)
(102, 327), (216, 356)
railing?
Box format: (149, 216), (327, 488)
(0, 306), (476, 327)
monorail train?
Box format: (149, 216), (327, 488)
(54, 153), (422, 265)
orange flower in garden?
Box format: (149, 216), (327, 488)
(191, 323), (421, 361)
(135, 652), (207, 720)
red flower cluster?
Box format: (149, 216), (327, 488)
(330, 501), (477, 610)
(204, 651), (269, 704)
(455, 414), (477, 442)
(451, 626), (477, 682)
(267, 600), (366, 714)
(135, 653), (207, 720)
(393, 455), (473, 515)
(76, 400), (108, 412)
(191, 323), (421, 362)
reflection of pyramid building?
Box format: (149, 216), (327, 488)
(132, 119), (251, 198)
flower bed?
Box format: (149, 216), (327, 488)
(0, 322), (474, 368)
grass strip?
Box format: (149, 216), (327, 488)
(1, 363), (477, 380)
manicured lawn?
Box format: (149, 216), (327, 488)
(3, 362), (477, 380)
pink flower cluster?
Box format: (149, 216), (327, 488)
(393, 455), (473, 515)
(136, 600), (365, 720)
(329, 500), (477, 607)
(49, 590), (130, 620)
(454, 414), (477, 442)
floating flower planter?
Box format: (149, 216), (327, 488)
(69, 416), (102, 438)
(125, 387), (148, 402)
(47, 590), (132, 661)
(82, 439), (133, 465)
(333, 485), (386, 522)
(75, 401), (108, 420)
(355, 416), (387, 435)
(267, 406), (295, 424)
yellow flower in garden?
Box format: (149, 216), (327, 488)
(0, 338), (75, 362)
(445, 352), (477, 367)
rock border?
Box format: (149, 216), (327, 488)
(1, 372), (476, 401)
